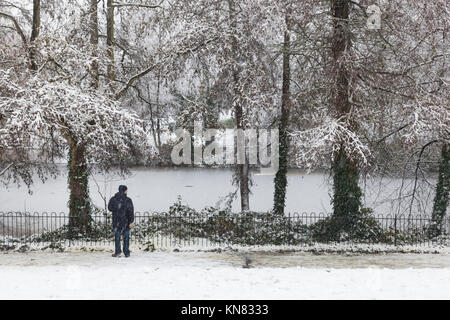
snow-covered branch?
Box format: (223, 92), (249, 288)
(0, 69), (154, 168)
(290, 116), (372, 170)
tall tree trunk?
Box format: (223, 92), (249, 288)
(89, 0), (99, 88)
(68, 136), (91, 234)
(106, 0), (115, 89)
(29, 0), (40, 71)
(332, 0), (350, 118)
(65, 0), (99, 234)
(239, 160), (250, 211)
(330, 0), (362, 220)
(273, 25), (291, 215)
(148, 101), (158, 150)
(156, 70), (162, 150)
(228, 0), (250, 212)
(235, 92), (250, 211)
(429, 143), (450, 237)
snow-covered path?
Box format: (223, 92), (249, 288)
(1, 252), (449, 299)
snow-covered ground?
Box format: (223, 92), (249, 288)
(1, 251), (449, 299)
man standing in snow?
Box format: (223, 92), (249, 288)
(108, 185), (134, 258)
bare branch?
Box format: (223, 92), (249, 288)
(0, 12), (27, 47)
(111, 1), (164, 9)
(115, 36), (218, 100)
(0, 162), (13, 177)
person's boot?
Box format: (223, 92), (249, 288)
(112, 253), (121, 257)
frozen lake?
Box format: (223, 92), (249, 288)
(0, 167), (436, 216)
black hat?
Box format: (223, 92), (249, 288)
(119, 185), (128, 193)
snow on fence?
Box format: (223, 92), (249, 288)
(0, 211), (449, 248)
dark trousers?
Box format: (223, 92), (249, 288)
(114, 228), (130, 255)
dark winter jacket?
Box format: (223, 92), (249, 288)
(108, 190), (134, 232)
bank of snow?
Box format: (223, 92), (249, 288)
(0, 252), (449, 299)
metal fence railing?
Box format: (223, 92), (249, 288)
(0, 211), (449, 248)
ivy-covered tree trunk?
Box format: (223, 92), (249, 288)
(330, 0), (362, 231)
(273, 27), (291, 216)
(68, 137), (91, 234)
(429, 143), (450, 237)
(332, 147), (362, 221)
